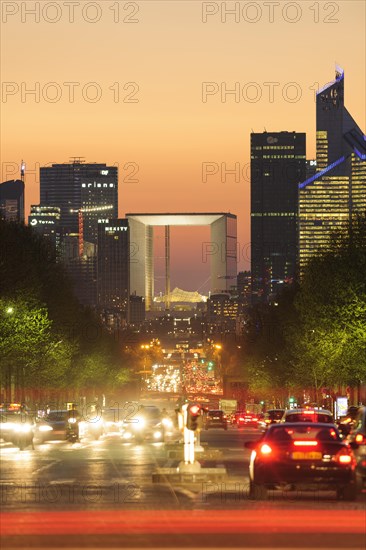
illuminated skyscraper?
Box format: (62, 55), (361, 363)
(299, 67), (366, 271)
(250, 132), (306, 302)
(28, 205), (61, 252)
(40, 161), (118, 242)
(39, 161), (118, 308)
(97, 219), (130, 325)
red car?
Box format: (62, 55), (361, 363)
(235, 411), (259, 428)
(245, 422), (357, 500)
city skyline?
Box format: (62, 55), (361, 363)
(2, 1), (365, 291)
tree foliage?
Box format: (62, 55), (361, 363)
(0, 219), (130, 400)
(242, 214), (366, 396)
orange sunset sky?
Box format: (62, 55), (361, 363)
(1, 0), (365, 292)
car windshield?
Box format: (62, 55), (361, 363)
(140, 406), (161, 419)
(46, 411), (72, 421)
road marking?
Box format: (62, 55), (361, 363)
(32, 460), (60, 476)
(48, 479), (76, 485)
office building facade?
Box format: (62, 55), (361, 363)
(39, 161), (118, 308)
(97, 219), (130, 325)
(299, 68), (366, 271)
(251, 132), (306, 302)
(40, 162), (118, 242)
(28, 205), (61, 252)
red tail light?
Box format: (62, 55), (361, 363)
(253, 417), (258, 421)
(260, 443), (272, 455)
(338, 455), (352, 464)
(335, 449), (353, 465)
(294, 440), (318, 447)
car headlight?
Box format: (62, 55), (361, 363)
(123, 431), (132, 439)
(39, 425), (53, 432)
(1, 423), (14, 431)
(162, 418), (173, 428)
(14, 424), (32, 433)
(68, 418), (77, 424)
(153, 431), (162, 439)
(134, 417), (145, 430)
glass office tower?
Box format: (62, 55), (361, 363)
(251, 131), (306, 302)
(299, 68), (366, 272)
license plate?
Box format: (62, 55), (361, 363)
(213, 417), (220, 420)
(292, 451), (322, 460)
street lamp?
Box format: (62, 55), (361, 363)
(4, 306), (15, 401)
(140, 345), (150, 384)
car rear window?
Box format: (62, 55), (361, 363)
(209, 411), (223, 417)
(268, 411), (284, 420)
(285, 413), (333, 423)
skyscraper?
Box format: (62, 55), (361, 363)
(40, 161), (118, 241)
(97, 219), (130, 325)
(250, 132), (306, 302)
(39, 161), (118, 308)
(0, 180), (25, 223)
(299, 67), (366, 271)
(28, 205), (61, 252)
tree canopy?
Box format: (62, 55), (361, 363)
(0, 219), (130, 403)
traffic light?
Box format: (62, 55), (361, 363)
(186, 404), (202, 431)
(207, 361), (214, 371)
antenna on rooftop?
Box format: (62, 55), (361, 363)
(20, 160), (25, 182)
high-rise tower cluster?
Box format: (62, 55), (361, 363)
(35, 161), (132, 326)
(251, 68), (365, 302)
(298, 67), (366, 271)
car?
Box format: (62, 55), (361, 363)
(102, 408), (124, 434)
(122, 405), (165, 443)
(346, 406), (366, 489)
(258, 409), (285, 432)
(281, 408), (334, 424)
(204, 410), (228, 430)
(236, 411), (259, 428)
(82, 407), (104, 440)
(245, 422), (357, 501)
(0, 411), (35, 450)
(36, 409), (84, 442)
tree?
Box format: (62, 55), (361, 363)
(0, 220), (130, 401)
(288, 213), (366, 397)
